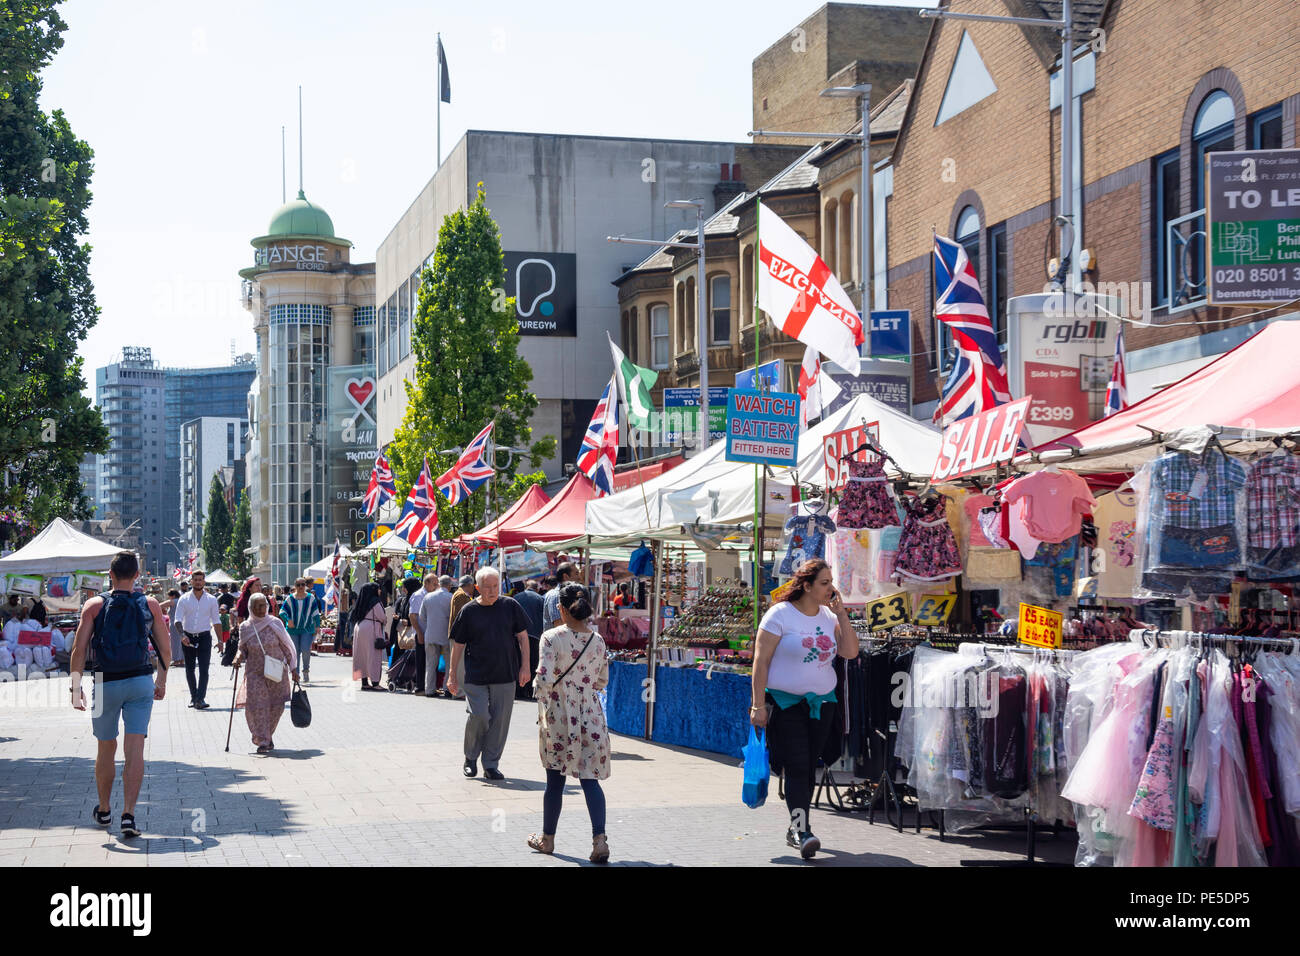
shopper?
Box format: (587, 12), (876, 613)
(447, 567), (530, 780)
(416, 574), (454, 696)
(526, 583), (611, 862)
(749, 558), (857, 860)
(515, 579), (545, 700)
(235, 576), (262, 625)
(174, 569), (222, 710)
(68, 551), (169, 839)
(612, 582), (635, 608)
(161, 588), (184, 665)
(390, 576), (420, 666)
(351, 582), (388, 690)
(445, 574), (475, 699)
(279, 578), (323, 682)
(542, 562), (580, 632)
(231, 593), (299, 754)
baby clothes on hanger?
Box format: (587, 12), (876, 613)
(832, 528), (874, 600)
(1003, 470), (1098, 543)
(779, 510), (838, 575)
(894, 496), (962, 584)
(836, 457), (901, 530)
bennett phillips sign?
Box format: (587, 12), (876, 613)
(931, 396), (1031, 482)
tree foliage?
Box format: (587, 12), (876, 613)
(0, 0), (108, 520)
(199, 474), (232, 571)
(225, 489), (252, 580)
(389, 184), (556, 538)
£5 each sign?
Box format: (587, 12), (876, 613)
(931, 396), (1031, 483)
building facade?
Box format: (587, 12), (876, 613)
(79, 453), (99, 518)
(179, 416), (248, 555)
(239, 190), (376, 585)
(95, 348), (166, 571)
(373, 131), (801, 476)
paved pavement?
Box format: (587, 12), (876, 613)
(0, 653), (1076, 866)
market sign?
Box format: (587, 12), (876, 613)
(822, 422), (880, 493)
(724, 388), (801, 467)
(663, 386), (728, 444)
(825, 358), (912, 415)
(1019, 602), (1062, 649)
(864, 592), (909, 631)
(931, 396), (1031, 482)
(1207, 149), (1300, 304)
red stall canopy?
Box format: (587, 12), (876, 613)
(457, 484), (551, 547)
(1032, 320), (1300, 472)
(497, 474), (598, 549)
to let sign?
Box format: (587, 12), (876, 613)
(931, 396), (1031, 482)
(725, 388), (801, 467)
(822, 422), (880, 492)
(1207, 149), (1300, 304)
(1018, 602), (1063, 649)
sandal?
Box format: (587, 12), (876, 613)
(91, 805), (111, 827)
(590, 834), (610, 864)
(120, 813), (141, 838)
(526, 833), (555, 855)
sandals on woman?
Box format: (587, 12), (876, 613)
(526, 833), (554, 855)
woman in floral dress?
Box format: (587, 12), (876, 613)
(231, 593), (298, 754)
(526, 583), (611, 863)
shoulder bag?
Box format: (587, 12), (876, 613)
(248, 618), (286, 683)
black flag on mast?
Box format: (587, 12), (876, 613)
(438, 36), (451, 103)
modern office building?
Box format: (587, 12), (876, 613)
(239, 189), (376, 585)
(179, 416), (248, 555)
(95, 347), (166, 571)
(373, 131), (802, 476)
(79, 453), (100, 518)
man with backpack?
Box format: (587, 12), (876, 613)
(68, 551), (170, 839)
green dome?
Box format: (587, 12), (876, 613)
(265, 190), (335, 239)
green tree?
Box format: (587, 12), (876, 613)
(199, 475), (232, 571)
(389, 184), (556, 538)
(225, 489), (252, 580)
(0, 1), (108, 520)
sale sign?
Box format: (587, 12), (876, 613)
(1018, 602), (1063, 649)
(931, 396), (1031, 482)
(822, 422), (880, 492)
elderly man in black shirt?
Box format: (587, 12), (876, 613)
(447, 567), (530, 781)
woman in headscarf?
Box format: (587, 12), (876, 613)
(235, 576), (262, 624)
(231, 592), (298, 754)
(350, 582), (388, 690)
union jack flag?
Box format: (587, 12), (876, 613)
(363, 454), (397, 515)
(409, 457), (439, 512)
(436, 421), (495, 505)
(395, 500), (438, 548)
(932, 235), (1012, 427)
(1104, 326), (1128, 417)
(576, 376), (619, 496)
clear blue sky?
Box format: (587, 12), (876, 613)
(39, 0), (933, 392)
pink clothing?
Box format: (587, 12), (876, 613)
(1002, 470), (1097, 544)
(351, 603), (387, 683)
(1007, 498), (1045, 560)
(964, 494), (996, 548)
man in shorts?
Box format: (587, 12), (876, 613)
(69, 551), (169, 839)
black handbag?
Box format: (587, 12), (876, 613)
(221, 633), (238, 668)
(290, 679), (311, 728)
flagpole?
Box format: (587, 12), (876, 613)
(753, 201), (762, 635)
(436, 32), (442, 171)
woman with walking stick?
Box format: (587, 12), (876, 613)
(229, 593), (298, 754)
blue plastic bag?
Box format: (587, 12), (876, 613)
(741, 726), (770, 809)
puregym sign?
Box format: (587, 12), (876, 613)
(504, 251), (577, 336)
(252, 243), (338, 272)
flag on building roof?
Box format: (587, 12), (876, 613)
(436, 420), (495, 505)
(1104, 326), (1128, 418)
(932, 234), (1012, 426)
(796, 344), (842, 431)
(757, 201), (864, 376)
(576, 376), (620, 496)
(395, 500), (438, 549)
(437, 35), (451, 104)
(363, 454), (397, 515)
(607, 333), (658, 432)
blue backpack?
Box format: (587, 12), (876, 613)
(92, 591), (153, 672)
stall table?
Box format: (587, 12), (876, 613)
(606, 660), (751, 759)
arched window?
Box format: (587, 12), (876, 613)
(1193, 90), (1234, 211)
(675, 282), (686, 356)
(685, 276), (697, 351)
(822, 199), (838, 277)
(839, 190), (855, 284)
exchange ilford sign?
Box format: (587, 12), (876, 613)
(252, 243), (339, 272)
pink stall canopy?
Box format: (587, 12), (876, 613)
(497, 474), (599, 549)
(457, 483), (551, 548)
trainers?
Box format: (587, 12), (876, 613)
(121, 813), (141, 838)
(91, 805), (111, 827)
(786, 828), (821, 860)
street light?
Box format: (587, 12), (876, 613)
(748, 85), (874, 360)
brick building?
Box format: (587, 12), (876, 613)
(883, 0), (1300, 415)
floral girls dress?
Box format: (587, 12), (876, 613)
(837, 457), (901, 530)
(893, 495), (963, 584)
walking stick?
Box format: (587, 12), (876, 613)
(225, 662), (240, 753)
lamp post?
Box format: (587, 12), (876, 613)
(749, 82), (874, 360)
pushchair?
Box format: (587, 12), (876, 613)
(386, 646), (422, 693)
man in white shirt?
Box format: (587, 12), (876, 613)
(173, 570), (221, 709)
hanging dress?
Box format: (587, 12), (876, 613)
(893, 496), (962, 584)
(837, 457), (901, 530)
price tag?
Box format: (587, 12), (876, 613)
(1018, 602), (1063, 649)
(912, 593), (957, 627)
(865, 592), (910, 632)
(769, 580), (794, 604)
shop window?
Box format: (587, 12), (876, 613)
(987, 223), (1007, 350)
(1153, 150), (1180, 307)
(1252, 105), (1283, 150)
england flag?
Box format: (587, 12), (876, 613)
(576, 376), (619, 496)
(796, 344), (842, 431)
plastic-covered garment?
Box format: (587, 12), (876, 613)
(1243, 453), (1300, 580)
(1203, 653), (1268, 866)
(1135, 450), (1247, 599)
(836, 457), (902, 530)
(831, 527), (875, 601)
(1254, 651), (1300, 815)
(893, 496), (962, 585)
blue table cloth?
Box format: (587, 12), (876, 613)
(606, 660), (751, 759)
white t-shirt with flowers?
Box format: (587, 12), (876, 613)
(758, 602), (839, 696)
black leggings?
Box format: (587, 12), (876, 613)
(765, 694), (838, 829)
(542, 769), (606, 837)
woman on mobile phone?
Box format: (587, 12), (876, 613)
(748, 558), (857, 860)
